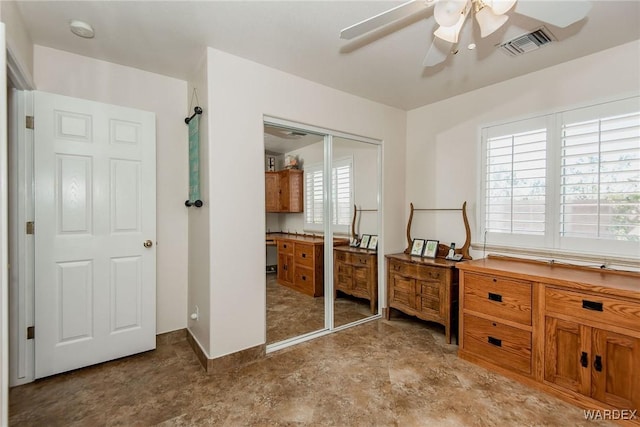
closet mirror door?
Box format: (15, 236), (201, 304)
(332, 136), (380, 328)
(264, 124), (327, 345)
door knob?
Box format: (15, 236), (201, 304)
(143, 240), (153, 248)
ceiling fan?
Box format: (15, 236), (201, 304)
(340, 0), (592, 67)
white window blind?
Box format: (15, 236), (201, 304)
(560, 108), (640, 242)
(480, 96), (640, 258)
(485, 128), (547, 236)
(304, 158), (353, 232)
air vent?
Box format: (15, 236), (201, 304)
(498, 27), (555, 57)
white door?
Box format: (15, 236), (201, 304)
(34, 91), (156, 378)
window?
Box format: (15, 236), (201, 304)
(304, 158), (353, 232)
(480, 97), (640, 258)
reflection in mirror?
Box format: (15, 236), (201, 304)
(264, 124), (327, 345)
(332, 137), (380, 328)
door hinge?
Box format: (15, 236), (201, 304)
(26, 116), (34, 129)
(27, 326), (35, 340)
(26, 221), (35, 235)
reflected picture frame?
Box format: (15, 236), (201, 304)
(368, 235), (378, 251)
(410, 239), (425, 256)
(424, 239), (439, 258)
(359, 234), (371, 249)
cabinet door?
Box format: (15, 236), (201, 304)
(416, 280), (441, 318)
(334, 260), (353, 292)
(389, 274), (415, 311)
(278, 170), (291, 211)
(287, 170), (303, 213)
(591, 328), (640, 410)
(277, 253), (293, 285)
(265, 172), (280, 212)
(544, 316), (591, 395)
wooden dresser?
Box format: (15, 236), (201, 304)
(334, 246), (378, 314)
(385, 253), (459, 344)
(458, 256), (640, 422)
(271, 234), (348, 297)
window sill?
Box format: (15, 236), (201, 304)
(470, 242), (640, 271)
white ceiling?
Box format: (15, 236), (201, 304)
(14, 1), (640, 110)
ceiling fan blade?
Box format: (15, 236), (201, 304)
(514, 0), (592, 28)
(340, 0), (431, 40)
(423, 38), (453, 67)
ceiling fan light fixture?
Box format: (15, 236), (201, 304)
(434, 0), (469, 27)
(434, 1), (470, 43)
(486, 0), (517, 15)
(475, 3), (509, 37)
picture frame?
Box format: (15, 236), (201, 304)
(359, 234), (371, 249)
(367, 235), (378, 251)
(423, 239), (439, 258)
(410, 239), (425, 256)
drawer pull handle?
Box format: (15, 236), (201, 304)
(488, 336), (502, 347)
(488, 292), (502, 302)
(360, 259), (367, 264)
(283, 244), (287, 248)
(302, 275), (306, 281)
(580, 352), (588, 368)
(582, 300), (603, 312)
(594, 355), (602, 372)
(302, 253), (307, 258)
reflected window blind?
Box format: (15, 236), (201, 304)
(560, 111), (640, 241)
(304, 159), (352, 227)
(485, 129), (547, 235)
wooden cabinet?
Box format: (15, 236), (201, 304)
(545, 287), (640, 411)
(265, 169), (303, 213)
(334, 246), (378, 314)
(272, 234), (348, 297)
(385, 253), (458, 344)
(458, 256), (640, 423)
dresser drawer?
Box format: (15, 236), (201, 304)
(545, 287), (640, 332)
(463, 313), (532, 375)
(278, 240), (293, 255)
(335, 250), (348, 263)
(294, 266), (314, 288)
(463, 273), (532, 325)
(352, 254), (372, 268)
(416, 265), (443, 282)
(389, 259), (416, 277)
(295, 244), (314, 268)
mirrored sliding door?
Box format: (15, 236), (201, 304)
(264, 124), (327, 345)
(331, 137), (381, 328)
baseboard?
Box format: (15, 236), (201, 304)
(186, 329), (266, 373)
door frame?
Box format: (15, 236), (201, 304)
(263, 116), (384, 353)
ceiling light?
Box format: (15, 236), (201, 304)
(69, 20), (95, 39)
(468, 43), (477, 50)
(434, 0), (511, 43)
(475, 1), (509, 37)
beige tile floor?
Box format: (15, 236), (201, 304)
(9, 314), (613, 426)
(266, 273), (373, 344)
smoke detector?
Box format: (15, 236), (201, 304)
(69, 20), (95, 39)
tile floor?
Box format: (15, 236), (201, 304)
(266, 273), (374, 344)
(9, 314), (613, 426)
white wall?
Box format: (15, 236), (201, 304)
(34, 46), (189, 333)
(187, 53), (211, 355)
(207, 47), (406, 358)
(406, 40), (640, 258)
(0, 1), (34, 87)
